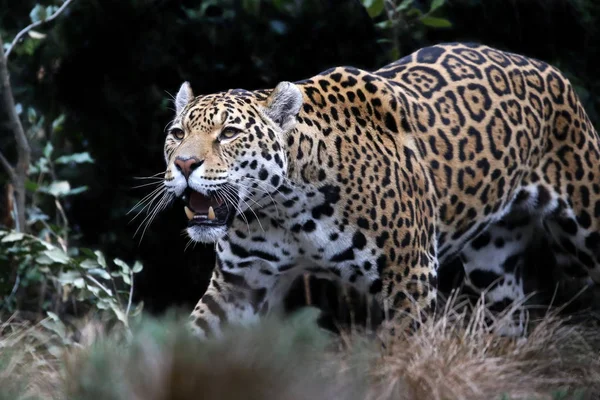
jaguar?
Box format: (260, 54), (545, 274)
(160, 42), (600, 339)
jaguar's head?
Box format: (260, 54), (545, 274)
(164, 81), (303, 243)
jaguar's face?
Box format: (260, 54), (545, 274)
(163, 81), (302, 243)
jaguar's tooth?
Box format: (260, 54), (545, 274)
(208, 206), (216, 220)
(184, 206), (195, 220)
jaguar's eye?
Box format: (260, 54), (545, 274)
(219, 127), (242, 141)
(171, 128), (185, 140)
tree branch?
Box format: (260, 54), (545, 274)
(1, 1), (78, 232)
(0, 34), (30, 232)
(4, 0), (78, 60)
(0, 151), (16, 182)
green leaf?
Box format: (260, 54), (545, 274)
(80, 248), (96, 258)
(406, 7), (422, 17)
(132, 261), (143, 273)
(51, 114), (66, 133)
(429, 0), (445, 12)
(28, 30), (47, 40)
(88, 268), (111, 280)
(42, 312), (67, 340)
(44, 142), (54, 159)
(375, 20), (393, 29)
(25, 179), (39, 192)
(29, 5), (46, 23)
(73, 278), (85, 288)
(30, 157), (50, 175)
(1, 232), (24, 242)
(39, 181), (71, 197)
(54, 152), (95, 164)
(112, 307), (128, 325)
(27, 206), (50, 224)
(113, 258), (131, 274)
(38, 182), (88, 197)
(419, 16), (452, 28)
(96, 301), (110, 310)
(58, 270), (82, 285)
(361, 0), (385, 18)
(80, 259), (99, 269)
(64, 186), (89, 196)
(36, 254), (54, 265)
(45, 5), (58, 19)
(95, 250), (107, 268)
(87, 285), (101, 296)
(35, 114), (46, 130)
(396, 0), (414, 11)
(40, 248), (70, 265)
(28, 107), (38, 125)
(46, 311), (60, 322)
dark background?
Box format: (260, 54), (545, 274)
(1, 0), (599, 314)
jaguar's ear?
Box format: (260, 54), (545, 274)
(264, 81), (302, 131)
(175, 81), (194, 115)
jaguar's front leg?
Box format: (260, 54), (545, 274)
(378, 255), (438, 342)
(376, 218), (439, 342)
(189, 265), (269, 339)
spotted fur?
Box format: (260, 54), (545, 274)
(160, 43), (600, 339)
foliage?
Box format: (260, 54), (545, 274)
(23, 108), (91, 228)
(0, 229), (143, 326)
(1, 0), (143, 328)
(360, 0), (452, 59)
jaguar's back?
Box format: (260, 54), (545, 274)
(378, 44), (600, 324)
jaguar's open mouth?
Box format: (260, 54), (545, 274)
(181, 189), (235, 227)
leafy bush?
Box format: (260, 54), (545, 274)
(361, 0), (451, 59)
(0, 229), (143, 325)
(1, 0), (145, 328)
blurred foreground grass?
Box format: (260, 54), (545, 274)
(1, 296), (600, 400)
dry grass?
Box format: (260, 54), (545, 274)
(0, 316), (64, 400)
(364, 295), (600, 399)
(2, 297), (600, 400)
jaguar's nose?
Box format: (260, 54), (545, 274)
(175, 156), (203, 179)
